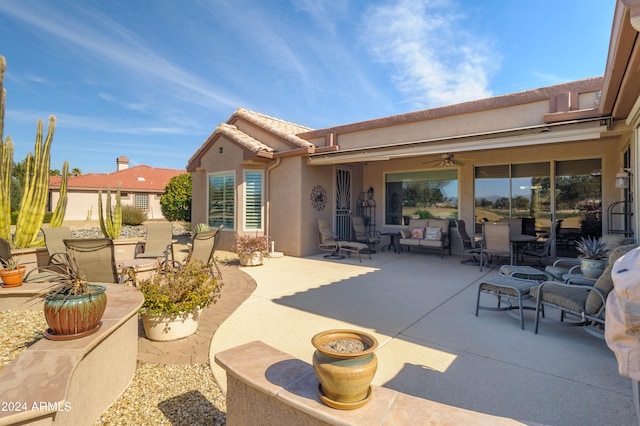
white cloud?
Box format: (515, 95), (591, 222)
(362, 0), (499, 109)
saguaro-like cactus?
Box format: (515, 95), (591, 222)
(0, 55), (69, 247)
(98, 183), (122, 239)
(0, 56), (12, 241)
(49, 160), (69, 228)
(13, 116), (57, 248)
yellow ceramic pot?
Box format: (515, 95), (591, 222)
(311, 329), (378, 409)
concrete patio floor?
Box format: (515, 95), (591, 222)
(209, 250), (636, 425)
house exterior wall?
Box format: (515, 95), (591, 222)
(191, 137), (248, 252)
(49, 190), (166, 221)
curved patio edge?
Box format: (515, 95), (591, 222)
(0, 283), (143, 426)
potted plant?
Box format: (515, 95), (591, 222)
(0, 257), (26, 288)
(138, 259), (222, 341)
(40, 254), (108, 340)
(576, 236), (610, 278)
(311, 329), (379, 410)
(234, 234), (270, 266)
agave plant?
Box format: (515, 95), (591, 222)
(575, 236), (609, 260)
(42, 253), (89, 296)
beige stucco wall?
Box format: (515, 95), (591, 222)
(49, 190), (166, 221)
(361, 134), (630, 236)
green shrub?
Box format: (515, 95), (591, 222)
(160, 173), (192, 222)
(414, 209), (434, 219)
(11, 211), (52, 225)
(121, 205), (148, 225)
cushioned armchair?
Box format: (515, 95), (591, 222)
(530, 244), (639, 338)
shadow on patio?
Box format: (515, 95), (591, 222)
(209, 251), (635, 425)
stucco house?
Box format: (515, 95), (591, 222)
(49, 156), (185, 221)
(187, 0), (640, 258)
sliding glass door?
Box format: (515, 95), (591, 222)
(475, 159), (601, 256)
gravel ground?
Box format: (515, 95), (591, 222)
(1, 223), (232, 425)
(1, 309), (228, 426)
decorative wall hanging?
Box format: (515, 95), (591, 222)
(310, 185), (327, 211)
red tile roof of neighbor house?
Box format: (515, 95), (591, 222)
(49, 165), (185, 193)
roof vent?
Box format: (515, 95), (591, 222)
(137, 177), (145, 182)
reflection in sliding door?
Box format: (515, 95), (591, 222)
(555, 159), (602, 255)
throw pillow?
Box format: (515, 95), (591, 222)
(411, 227), (425, 239)
(425, 226), (442, 241)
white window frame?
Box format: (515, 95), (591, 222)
(207, 171), (235, 230)
(243, 170), (264, 231)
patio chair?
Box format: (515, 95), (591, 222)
(351, 215), (379, 253)
(41, 226), (73, 266)
(530, 243), (639, 338)
(0, 237), (11, 265)
(479, 222), (512, 271)
(168, 225), (224, 279)
(520, 227), (556, 266)
(63, 238), (119, 283)
(316, 219), (344, 259)
(454, 219), (480, 264)
(135, 222), (174, 263)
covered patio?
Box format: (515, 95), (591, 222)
(210, 251), (635, 425)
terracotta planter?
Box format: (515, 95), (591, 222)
(238, 252), (263, 266)
(581, 258), (607, 279)
(311, 329), (379, 410)
(44, 285), (107, 340)
(141, 309), (202, 341)
(0, 265), (26, 288)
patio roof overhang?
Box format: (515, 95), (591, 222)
(306, 117), (610, 165)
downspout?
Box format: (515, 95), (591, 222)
(265, 158), (282, 238)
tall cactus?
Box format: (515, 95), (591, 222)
(13, 116), (56, 248)
(49, 160), (69, 228)
(0, 55), (69, 247)
(98, 183), (122, 239)
(0, 56), (12, 241)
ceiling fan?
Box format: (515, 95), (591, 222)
(421, 153), (472, 167)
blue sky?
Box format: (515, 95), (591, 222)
(0, 0), (616, 173)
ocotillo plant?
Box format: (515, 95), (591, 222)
(98, 183), (122, 239)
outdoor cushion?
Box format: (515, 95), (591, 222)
(411, 227), (425, 239)
(586, 244), (638, 315)
(427, 219), (450, 236)
(530, 283), (589, 313)
(425, 226), (442, 241)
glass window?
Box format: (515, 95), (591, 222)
(555, 159), (602, 239)
(208, 172), (235, 230)
(134, 193), (148, 210)
(385, 169), (458, 225)
(244, 171), (263, 230)
(475, 163), (550, 233)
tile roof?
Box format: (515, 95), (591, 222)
(215, 123), (275, 154)
(233, 108), (315, 148)
(186, 108), (315, 171)
(49, 165), (185, 192)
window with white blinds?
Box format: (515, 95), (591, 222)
(244, 171), (263, 230)
(208, 172), (235, 230)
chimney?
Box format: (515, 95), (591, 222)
(116, 156), (129, 171)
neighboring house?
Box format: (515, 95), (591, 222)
(187, 0), (640, 257)
(49, 156), (185, 221)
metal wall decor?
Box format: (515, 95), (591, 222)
(310, 185), (327, 211)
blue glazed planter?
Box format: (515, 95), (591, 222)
(44, 284), (107, 340)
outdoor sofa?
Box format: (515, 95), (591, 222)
(398, 218), (451, 258)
